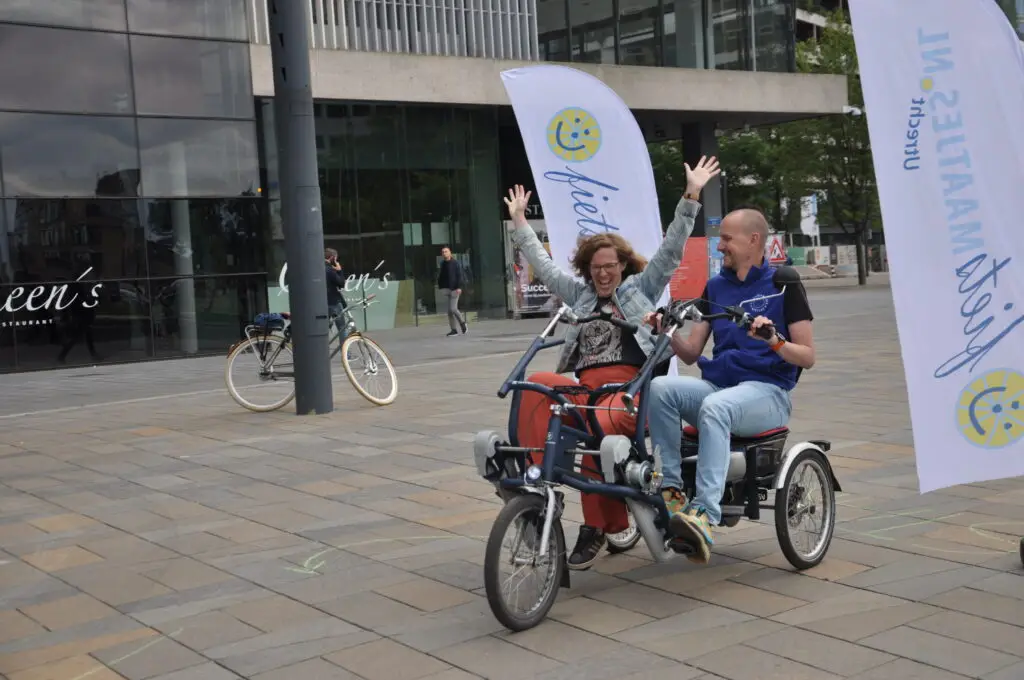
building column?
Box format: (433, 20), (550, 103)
(681, 121), (723, 237)
(169, 142), (198, 354)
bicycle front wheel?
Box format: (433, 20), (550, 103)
(340, 334), (398, 406)
(225, 335), (296, 412)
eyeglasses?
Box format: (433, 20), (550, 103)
(590, 262), (622, 274)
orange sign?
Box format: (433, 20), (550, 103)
(669, 237), (709, 301)
(767, 235), (787, 264)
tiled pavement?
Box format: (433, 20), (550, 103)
(1, 283), (1023, 680)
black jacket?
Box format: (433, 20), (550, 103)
(325, 263), (346, 306)
(437, 258), (463, 290)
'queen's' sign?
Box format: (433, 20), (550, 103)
(2, 268), (103, 313)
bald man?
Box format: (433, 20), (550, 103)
(643, 207), (816, 564)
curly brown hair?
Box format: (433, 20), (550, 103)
(570, 233), (648, 284)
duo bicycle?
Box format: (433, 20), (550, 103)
(225, 294), (398, 411)
(474, 267), (842, 631)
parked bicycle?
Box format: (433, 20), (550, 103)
(225, 294), (398, 411)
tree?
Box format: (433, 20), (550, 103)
(786, 8), (879, 284)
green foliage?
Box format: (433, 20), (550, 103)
(709, 7), (880, 236)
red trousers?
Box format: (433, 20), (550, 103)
(516, 364), (637, 535)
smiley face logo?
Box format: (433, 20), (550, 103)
(956, 368), (1024, 449)
(546, 107), (602, 163)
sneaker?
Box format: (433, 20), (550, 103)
(567, 525), (605, 571)
(662, 487), (687, 516)
(460, 319), (468, 334)
(446, 330), (458, 337)
(670, 504), (714, 564)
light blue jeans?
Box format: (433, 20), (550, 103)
(648, 376), (792, 525)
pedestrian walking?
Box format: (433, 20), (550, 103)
(437, 246), (467, 336)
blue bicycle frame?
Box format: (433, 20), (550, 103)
(494, 305), (680, 528)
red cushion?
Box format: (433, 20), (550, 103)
(683, 425), (789, 439)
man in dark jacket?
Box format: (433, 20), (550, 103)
(324, 248), (348, 336)
(437, 246), (467, 336)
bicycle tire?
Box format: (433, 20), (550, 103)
(340, 334), (398, 406)
(225, 335), (296, 412)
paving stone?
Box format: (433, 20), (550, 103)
(744, 627), (895, 676)
(150, 662), (242, 680)
(92, 636), (208, 680)
(19, 546), (104, 572)
(7, 654), (125, 680)
(252, 657), (360, 679)
(20, 594), (119, 631)
(847, 658), (973, 679)
(324, 638), (452, 679)
(374, 576), (479, 612)
(433, 635), (562, 680)
(798, 602), (941, 642)
(689, 645), (845, 680)
(909, 610), (1024, 657)
(859, 625), (1020, 677)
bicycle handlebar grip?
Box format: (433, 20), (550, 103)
(755, 323), (775, 340)
(611, 318), (639, 334)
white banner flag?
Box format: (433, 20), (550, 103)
(500, 64), (676, 374)
(850, 0), (1024, 492)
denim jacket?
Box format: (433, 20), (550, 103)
(511, 196), (702, 374)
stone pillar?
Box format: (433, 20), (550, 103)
(168, 142), (198, 354)
(681, 121), (723, 237)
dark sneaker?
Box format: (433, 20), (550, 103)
(567, 525), (605, 571)
(460, 319), (468, 334)
(662, 487), (687, 516)
(446, 330), (458, 337)
(670, 504), (714, 564)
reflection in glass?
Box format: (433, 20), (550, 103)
(149, 274), (266, 355)
(710, 0), (749, 70)
(0, 25), (133, 115)
(142, 197), (267, 278)
(619, 3), (662, 66)
(664, 0), (708, 68)
(0, 0), (126, 31)
(537, 0), (570, 62)
(572, 0), (617, 64)
(0, 113), (140, 198)
(752, 0), (793, 73)
(138, 118), (260, 197)
(127, 0), (249, 41)
(0, 199), (146, 287)
(130, 36), (253, 118)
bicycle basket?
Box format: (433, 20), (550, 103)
(253, 312), (287, 331)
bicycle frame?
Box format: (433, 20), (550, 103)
(237, 297), (378, 380)
(495, 305), (682, 536)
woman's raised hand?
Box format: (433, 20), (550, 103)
(683, 155), (721, 195)
(504, 184), (532, 228)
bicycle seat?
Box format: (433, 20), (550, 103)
(280, 312), (291, 319)
(683, 424), (789, 445)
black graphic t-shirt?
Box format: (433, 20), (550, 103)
(574, 297), (646, 374)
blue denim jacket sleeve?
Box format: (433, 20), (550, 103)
(637, 197), (702, 302)
(510, 224), (586, 305)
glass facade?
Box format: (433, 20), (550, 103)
(0, 1), (267, 372)
(257, 100), (506, 331)
(538, 0), (796, 71)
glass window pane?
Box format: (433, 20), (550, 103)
(710, 0), (749, 70)
(127, 0), (248, 41)
(139, 118), (260, 197)
(142, 197), (268, 278)
(0, 25), (133, 114)
(131, 36), (253, 118)
(571, 0), (616, 63)
(0, 113), (140, 198)
(537, 0), (570, 62)
(664, 0), (707, 68)
(619, 5), (661, 67)
(0, 197), (152, 370)
(0, 0), (126, 31)
(149, 274), (266, 355)
(752, 0), (792, 72)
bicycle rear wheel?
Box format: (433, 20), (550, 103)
(225, 335), (296, 412)
(340, 334), (398, 406)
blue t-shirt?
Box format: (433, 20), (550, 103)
(695, 262), (813, 391)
